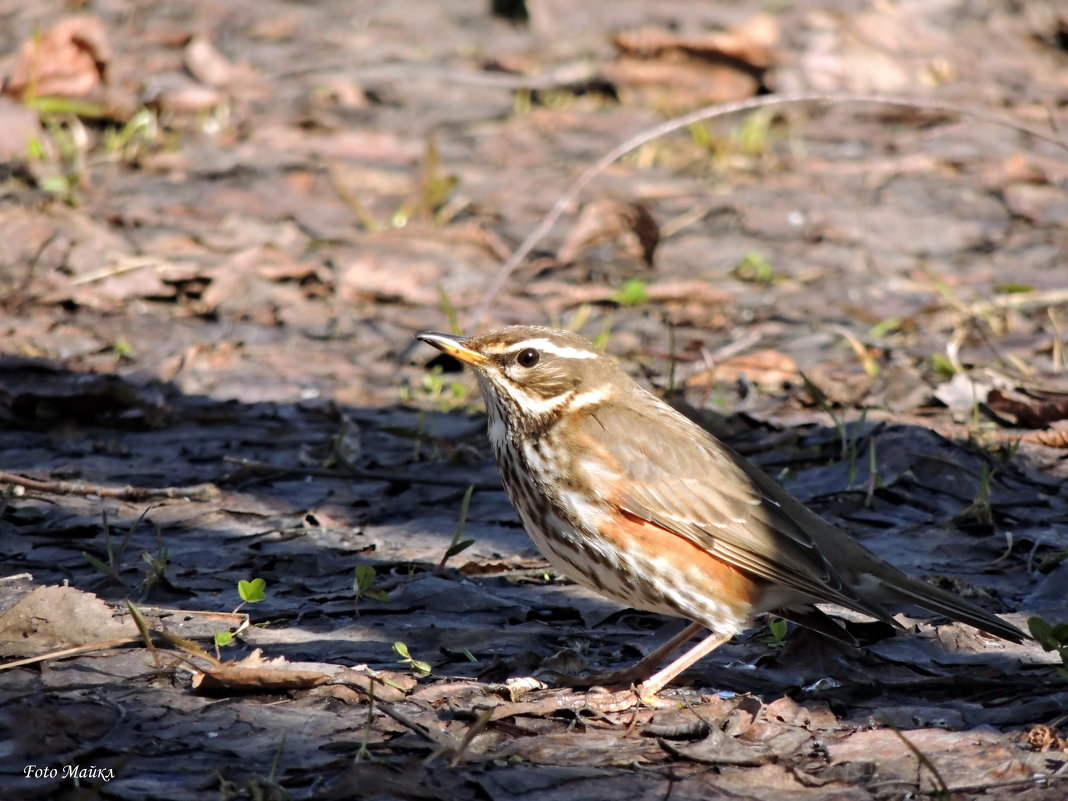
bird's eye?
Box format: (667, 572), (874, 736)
(516, 348), (540, 368)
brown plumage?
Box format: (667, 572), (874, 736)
(417, 325), (1027, 700)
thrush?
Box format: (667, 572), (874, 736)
(416, 325), (1027, 703)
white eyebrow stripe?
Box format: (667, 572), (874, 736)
(505, 338), (599, 359)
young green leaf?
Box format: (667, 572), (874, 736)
(82, 551), (113, 576)
(763, 617), (789, 648)
(238, 578), (267, 603)
(354, 564), (376, 593)
(1029, 616), (1068, 651)
(438, 485), (476, 572)
(732, 251), (780, 286)
(354, 564), (389, 608)
(611, 278), (648, 307)
(445, 539), (475, 559)
(393, 641), (431, 677)
(930, 353), (956, 378)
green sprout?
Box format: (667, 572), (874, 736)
(354, 563), (390, 613)
(1028, 616), (1068, 681)
(954, 463), (994, 529)
(215, 578), (268, 651)
(393, 641), (432, 677)
(438, 284), (463, 335)
(236, 578), (267, 608)
(438, 484), (476, 571)
(762, 617), (789, 648)
(611, 278), (649, 307)
(732, 251), (781, 286)
(930, 353), (956, 378)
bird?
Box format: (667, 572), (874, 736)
(415, 325), (1027, 703)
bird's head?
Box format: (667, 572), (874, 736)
(416, 325), (621, 431)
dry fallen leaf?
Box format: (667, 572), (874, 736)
(191, 650), (409, 700)
(987, 387), (1068, 429)
(0, 585), (134, 656)
(688, 348), (800, 391)
(557, 198), (660, 267)
(5, 14), (111, 100)
(1022, 422), (1068, 448)
(184, 35), (262, 90)
(612, 15), (778, 68)
(607, 15), (778, 107)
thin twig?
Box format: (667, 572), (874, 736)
(882, 721), (952, 799)
(0, 638), (137, 671)
(920, 773), (1068, 797)
(0, 471), (219, 501)
(469, 91), (1066, 329)
(372, 698), (461, 752)
(448, 707), (494, 766)
(69, 255), (176, 286)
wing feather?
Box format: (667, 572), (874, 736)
(577, 393), (897, 623)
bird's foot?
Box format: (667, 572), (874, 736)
(498, 674), (676, 712)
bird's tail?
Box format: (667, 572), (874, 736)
(878, 571), (1027, 644)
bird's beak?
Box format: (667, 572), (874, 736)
(416, 331), (488, 367)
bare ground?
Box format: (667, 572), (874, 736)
(1, 1), (1067, 799)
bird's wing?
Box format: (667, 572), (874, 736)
(576, 396), (897, 623)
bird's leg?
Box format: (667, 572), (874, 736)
(633, 630), (732, 701)
(574, 621), (706, 688)
(577, 629), (733, 713)
(525, 621), (705, 707)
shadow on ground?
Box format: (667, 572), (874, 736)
(1, 357), (1065, 800)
